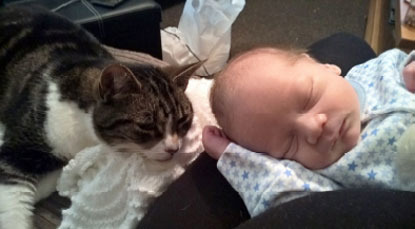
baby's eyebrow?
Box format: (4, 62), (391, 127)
(291, 75), (312, 107)
(303, 77), (314, 107)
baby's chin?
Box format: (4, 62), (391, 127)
(312, 137), (359, 170)
(325, 130), (360, 168)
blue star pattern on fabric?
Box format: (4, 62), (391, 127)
(262, 200), (270, 208)
(388, 137), (396, 145)
(254, 183), (259, 191)
(348, 161), (357, 171)
(361, 132), (368, 140)
(242, 171), (249, 180)
(303, 183), (311, 191)
(368, 170), (377, 180)
(217, 49), (415, 217)
(217, 143), (340, 216)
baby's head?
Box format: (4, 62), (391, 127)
(210, 47), (361, 169)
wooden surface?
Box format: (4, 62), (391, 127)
(364, 0), (395, 54)
(396, 0), (415, 50)
(34, 192), (70, 229)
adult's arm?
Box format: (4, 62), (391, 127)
(236, 189), (415, 228)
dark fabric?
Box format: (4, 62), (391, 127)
(137, 154), (250, 229)
(307, 32), (376, 76)
(236, 189), (415, 229)
(137, 33), (413, 229)
(2, 0), (163, 58)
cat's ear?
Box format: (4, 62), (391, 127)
(99, 63), (141, 101)
(162, 61), (205, 90)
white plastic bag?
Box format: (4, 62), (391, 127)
(161, 0), (245, 76)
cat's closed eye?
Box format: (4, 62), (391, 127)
(141, 112), (154, 123)
(138, 122), (156, 131)
(177, 116), (188, 125)
(177, 115), (192, 136)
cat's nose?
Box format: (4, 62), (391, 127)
(165, 147), (179, 155)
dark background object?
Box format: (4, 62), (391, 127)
(3, 0), (163, 58)
(90, 0), (126, 8)
(159, 0), (370, 57)
(237, 189), (415, 229)
(139, 154), (251, 229)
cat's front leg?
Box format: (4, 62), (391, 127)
(0, 182), (37, 229)
(34, 169), (61, 203)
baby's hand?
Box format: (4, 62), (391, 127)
(202, 126), (230, 160)
(403, 61), (415, 93)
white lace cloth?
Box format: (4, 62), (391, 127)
(56, 78), (216, 229)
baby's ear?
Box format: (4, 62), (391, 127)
(324, 64), (342, 75)
(301, 53), (312, 59)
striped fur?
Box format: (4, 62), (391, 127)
(0, 5), (199, 229)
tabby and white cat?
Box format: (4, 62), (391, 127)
(0, 5), (201, 229)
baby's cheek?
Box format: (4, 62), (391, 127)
(268, 150), (284, 159)
(343, 124), (360, 152)
(404, 75), (415, 93)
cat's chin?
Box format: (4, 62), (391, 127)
(143, 151), (176, 162)
(149, 152), (197, 166)
(153, 155), (173, 162)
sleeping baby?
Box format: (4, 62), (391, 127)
(202, 47), (415, 216)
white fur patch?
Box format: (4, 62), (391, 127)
(164, 134), (180, 150)
(163, 115), (181, 153)
(44, 82), (100, 160)
(113, 140), (174, 162)
(0, 184), (35, 229)
(144, 141), (173, 161)
(34, 169), (62, 203)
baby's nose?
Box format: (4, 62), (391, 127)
(297, 113), (327, 144)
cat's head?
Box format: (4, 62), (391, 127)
(92, 61), (202, 161)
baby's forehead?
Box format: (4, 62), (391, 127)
(230, 51), (287, 68)
(217, 49), (305, 104)
(223, 54), (287, 84)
